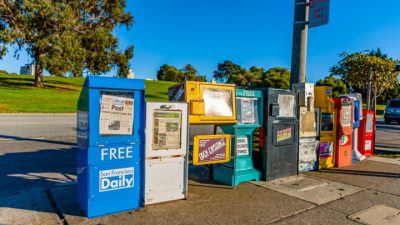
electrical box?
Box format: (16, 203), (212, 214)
(293, 83), (315, 107)
(168, 81), (236, 124)
(145, 102), (188, 205)
(213, 89), (262, 186)
(314, 86), (336, 169)
(254, 88), (299, 181)
(334, 97), (354, 167)
(77, 76), (145, 218)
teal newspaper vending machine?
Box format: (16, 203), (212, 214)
(77, 76), (145, 217)
(212, 89), (262, 186)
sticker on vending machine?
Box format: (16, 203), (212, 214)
(319, 142), (333, 158)
(236, 137), (249, 156)
(365, 140), (372, 150)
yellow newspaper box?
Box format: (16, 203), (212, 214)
(315, 86), (337, 169)
(168, 81), (237, 124)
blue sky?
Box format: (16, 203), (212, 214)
(1, 0), (400, 82)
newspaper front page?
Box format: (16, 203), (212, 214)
(99, 94), (134, 135)
(152, 110), (182, 150)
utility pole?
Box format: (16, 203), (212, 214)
(366, 66), (373, 110)
(290, 0), (309, 86)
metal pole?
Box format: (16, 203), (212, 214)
(366, 67), (373, 110)
(290, 0), (309, 87)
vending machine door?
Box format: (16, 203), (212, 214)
(260, 88), (299, 181)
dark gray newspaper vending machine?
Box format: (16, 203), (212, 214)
(254, 88), (299, 181)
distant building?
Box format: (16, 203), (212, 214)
(20, 63), (35, 76)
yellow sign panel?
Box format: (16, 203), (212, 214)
(168, 81), (237, 124)
(193, 134), (231, 165)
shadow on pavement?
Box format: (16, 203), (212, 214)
(0, 142), (81, 216)
(0, 134), (76, 146)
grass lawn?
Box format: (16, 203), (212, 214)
(0, 73), (175, 113)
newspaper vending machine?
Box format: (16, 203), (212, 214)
(77, 77), (145, 217)
(314, 86), (336, 169)
(213, 89), (262, 186)
(145, 102), (189, 204)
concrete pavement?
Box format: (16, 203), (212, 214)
(1, 114), (400, 225)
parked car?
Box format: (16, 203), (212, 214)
(384, 99), (400, 124)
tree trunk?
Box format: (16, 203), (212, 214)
(34, 53), (44, 88)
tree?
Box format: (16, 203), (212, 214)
(330, 51), (399, 107)
(261, 67), (290, 89)
(213, 60), (248, 86)
(157, 64), (183, 81)
(156, 64), (206, 82)
(316, 76), (348, 97)
(0, 0), (133, 87)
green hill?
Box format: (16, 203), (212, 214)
(0, 73), (175, 113)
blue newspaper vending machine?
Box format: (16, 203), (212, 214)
(77, 76), (145, 217)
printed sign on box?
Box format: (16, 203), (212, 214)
(319, 142), (333, 158)
(99, 167), (134, 192)
(193, 135), (231, 165)
(236, 137), (249, 156)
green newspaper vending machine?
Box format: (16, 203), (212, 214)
(212, 89), (262, 186)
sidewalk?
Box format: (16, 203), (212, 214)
(1, 156), (399, 225)
(4, 157), (398, 225)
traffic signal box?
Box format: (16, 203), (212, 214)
(314, 86), (336, 169)
(168, 81), (237, 124)
(254, 88), (299, 181)
(293, 83), (320, 172)
(77, 77), (145, 218)
(144, 102), (189, 205)
(212, 89), (262, 186)
(358, 109), (375, 157)
(334, 97), (354, 167)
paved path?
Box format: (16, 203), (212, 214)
(1, 114), (400, 225)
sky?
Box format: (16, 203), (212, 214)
(1, 0), (400, 82)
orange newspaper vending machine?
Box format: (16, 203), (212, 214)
(334, 97), (353, 167)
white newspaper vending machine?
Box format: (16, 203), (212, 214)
(145, 102), (189, 205)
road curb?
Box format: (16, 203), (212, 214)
(0, 113), (76, 116)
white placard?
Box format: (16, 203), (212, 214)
(240, 98), (257, 124)
(236, 137), (249, 156)
(203, 88), (233, 117)
(278, 94), (295, 118)
(341, 105), (352, 127)
(365, 140), (372, 151)
(99, 94), (134, 135)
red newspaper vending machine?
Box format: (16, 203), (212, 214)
(358, 109), (375, 157)
(334, 97), (353, 167)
